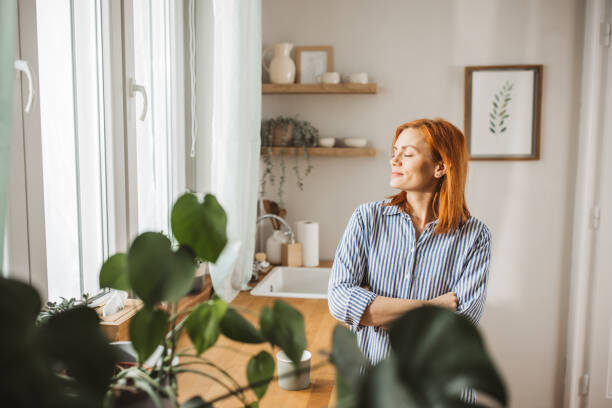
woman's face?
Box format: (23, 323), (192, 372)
(389, 127), (444, 192)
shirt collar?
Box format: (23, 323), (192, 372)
(380, 199), (439, 227)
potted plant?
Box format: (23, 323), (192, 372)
(36, 292), (91, 326)
(260, 115), (318, 207)
(99, 192), (308, 407)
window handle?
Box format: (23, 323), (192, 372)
(129, 78), (148, 121)
(14, 59), (35, 113)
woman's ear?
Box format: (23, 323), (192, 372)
(434, 162), (446, 179)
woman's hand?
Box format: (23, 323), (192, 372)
(425, 292), (458, 311)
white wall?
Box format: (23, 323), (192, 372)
(261, 0), (585, 406)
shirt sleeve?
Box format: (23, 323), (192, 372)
(328, 205), (377, 331)
(454, 225), (492, 326)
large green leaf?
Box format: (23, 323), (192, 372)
(171, 193), (227, 263)
(388, 305), (507, 407)
(0, 277), (41, 336)
(219, 307), (265, 344)
(128, 232), (196, 305)
(99, 253), (130, 291)
(37, 306), (117, 402)
(247, 351), (274, 399)
(129, 307), (169, 364)
(0, 279), (117, 407)
(357, 356), (422, 408)
(259, 300), (306, 366)
(185, 296), (228, 354)
(329, 325), (370, 406)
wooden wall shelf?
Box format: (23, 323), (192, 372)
(262, 83), (377, 94)
(261, 146), (376, 157)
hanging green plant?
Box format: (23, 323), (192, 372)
(260, 115), (318, 206)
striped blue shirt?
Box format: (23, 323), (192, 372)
(328, 198), (492, 404)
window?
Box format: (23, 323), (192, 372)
(6, 0), (185, 302)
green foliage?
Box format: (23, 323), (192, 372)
(36, 292), (92, 326)
(259, 300), (306, 366)
(171, 193), (228, 263)
(330, 306), (508, 408)
(96, 192), (310, 407)
(489, 81), (513, 134)
(0, 277), (116, 408)
(185, 295), (228, 354)
(129, 307), (170, 364)
(219, 307), (266, 344)
(99, 253), (129, 291)
(247, 351), (274, 400)
(260, 115), (317, 206)
(128, 232), (196, 304)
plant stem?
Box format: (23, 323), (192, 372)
(173, 368), (248, 405)
(205, 360), (330, 405)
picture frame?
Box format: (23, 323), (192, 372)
(295, 46), (333, 84)
(464, 65), (543, 160)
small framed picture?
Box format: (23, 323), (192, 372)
(464, 65), (543, 160)
(295, 46), (333, 84)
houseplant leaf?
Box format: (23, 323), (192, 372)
(247, 351), (274, 399)
(185, 296), (228, 354)
(259, 300), (306, 366)
(99, 253), (130, 291)
(329, 325), (370, 406)
(171, 193), (227, 263)
(219, 307), (265, 344)
(129, 307), (169, 364)
(357, 357), (420, 408)
(388, 305), (507, 406)
(37, 306), (117, 401)
(128, 232), (196, 305)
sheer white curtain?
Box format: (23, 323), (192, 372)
(193, 0), (261, 301)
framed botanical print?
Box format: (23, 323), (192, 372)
(295, 46), (333, 84)
(464, 65), (543, 160)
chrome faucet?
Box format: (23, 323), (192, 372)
(256, 214), (296, 244)
(252, 214), (295, 281)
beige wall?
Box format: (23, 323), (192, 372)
(261, 0), (585, 406)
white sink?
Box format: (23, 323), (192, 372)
(250, 266), (331, 299)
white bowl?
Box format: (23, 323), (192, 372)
(343, 138), (367, 147)
(318, 137), (335, 147)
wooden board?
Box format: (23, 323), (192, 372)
(96, 275), (213, 342)
(260, 146), (376, 157)
(263, 83), (377, 94)
(97, 299), (143, 342)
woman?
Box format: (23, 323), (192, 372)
(327, 118), (492, 405)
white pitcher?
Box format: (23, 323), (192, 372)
(263, 43), (296, 84)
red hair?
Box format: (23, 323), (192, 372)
(382, 118), (471, 234)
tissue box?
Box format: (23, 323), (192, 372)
(281, 242), (302, 267)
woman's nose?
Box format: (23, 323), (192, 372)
(390, 152), (401, 165)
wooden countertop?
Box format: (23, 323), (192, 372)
(177, 260), (339, 407)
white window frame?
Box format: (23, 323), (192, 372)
(7, 0), (185, 302)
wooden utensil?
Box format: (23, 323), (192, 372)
(269, 200), (281, 230)
(262, 199), (280, 230)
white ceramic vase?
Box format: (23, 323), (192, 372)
(263, 43), (296, 84)
(266, 229), (289, 264)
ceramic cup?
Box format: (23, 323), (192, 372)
(344, 72), (368, 84)
(316, 72), (340, 84)
(277, 350), (311, 390)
